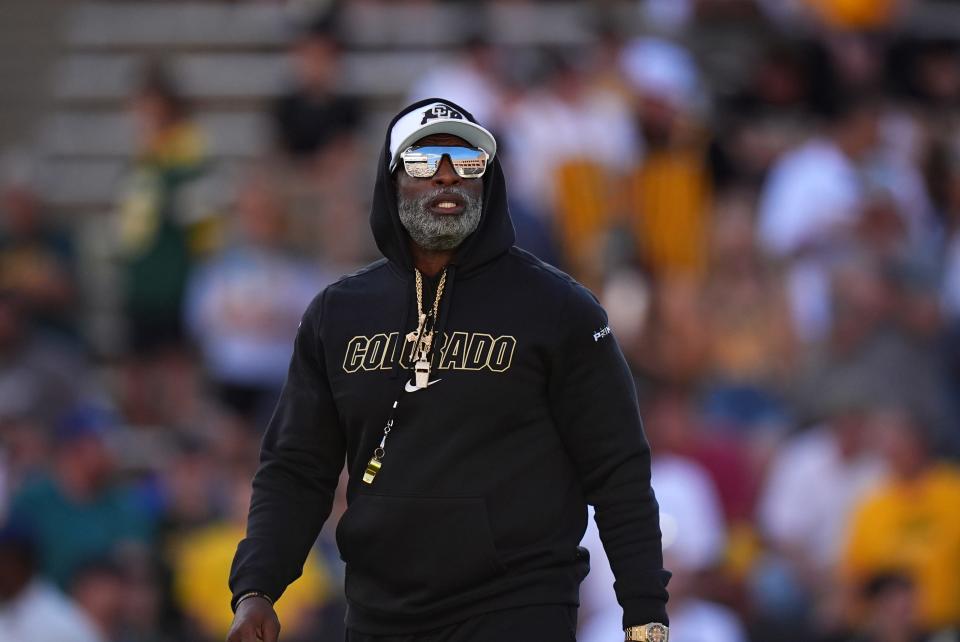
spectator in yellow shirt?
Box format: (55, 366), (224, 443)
(170, 471), (335, 640)
(842, 407), (960, 631)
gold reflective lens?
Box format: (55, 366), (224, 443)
(400, 146), (489, 179)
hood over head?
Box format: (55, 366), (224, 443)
(370, 98), (515, 277)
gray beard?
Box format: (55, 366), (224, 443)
(397, 186), (482, 251)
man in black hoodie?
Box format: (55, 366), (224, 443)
(226, 98), (671, 642)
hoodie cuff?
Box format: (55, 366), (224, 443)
(621, 598), (669, 628)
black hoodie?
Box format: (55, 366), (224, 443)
(229, 98), (670, 634)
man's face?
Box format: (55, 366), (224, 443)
(395, 133), (484, 251)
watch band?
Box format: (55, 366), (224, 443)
(625, 622), (669, 641)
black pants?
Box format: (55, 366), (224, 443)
(345, 604), (578, 642)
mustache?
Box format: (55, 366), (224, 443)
(413, 186), (480, 206)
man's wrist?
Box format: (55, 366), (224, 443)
(233, 591), (273, 612)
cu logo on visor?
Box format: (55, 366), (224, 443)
(421, 105), (464, 125)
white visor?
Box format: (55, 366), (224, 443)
(389, 101), (497, 171)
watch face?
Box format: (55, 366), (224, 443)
(647, 623), (668, 642)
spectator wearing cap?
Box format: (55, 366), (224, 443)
(8, 406), (154, 589)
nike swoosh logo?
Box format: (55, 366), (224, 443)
(405, 378), (441, 392)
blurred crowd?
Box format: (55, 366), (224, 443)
(3, 0), (960, 641)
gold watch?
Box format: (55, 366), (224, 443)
(625, 623), (669, 641)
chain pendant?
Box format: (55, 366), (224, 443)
(362, 456), (382, 484)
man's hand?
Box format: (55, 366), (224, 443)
(226, 596), (281, 642)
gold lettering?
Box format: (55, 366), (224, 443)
(465, 333), (494, 371)
(345, 331), (517, 374)
(363, 333), (390, 371)
(343, 336), (367, 373)
(439, 331), (469, 370)
(381, 332), (399, 370)
(488, 336), (517, 372)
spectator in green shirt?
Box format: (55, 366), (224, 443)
(9, 406), (153, 588)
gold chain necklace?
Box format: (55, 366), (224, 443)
(362, 267), (447, 485)
(407, 268), (447, 388)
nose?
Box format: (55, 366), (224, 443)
(431, 155), (460, 187)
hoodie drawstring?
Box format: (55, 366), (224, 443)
(364, 266), (454, 485)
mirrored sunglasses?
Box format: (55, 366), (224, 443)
(400, 145), (490, 179)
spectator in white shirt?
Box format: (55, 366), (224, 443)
(758, 94), (880, 343)
(0, 523), (103, 642)
(753, 400), (886, 634)
(580, 454), (748, 642)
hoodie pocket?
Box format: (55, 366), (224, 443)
(335, 494), (504, 610)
